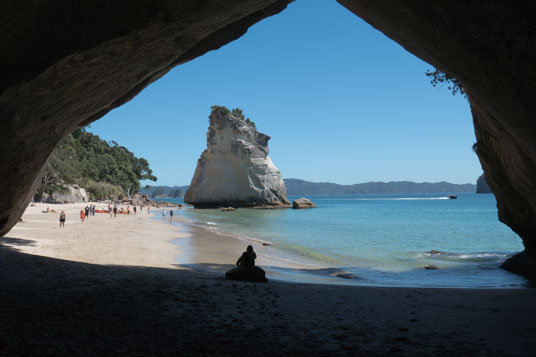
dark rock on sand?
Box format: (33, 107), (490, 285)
(336, 272), (354, 279)
(225, 266), (268, 283)
(292, 198), (316, 209)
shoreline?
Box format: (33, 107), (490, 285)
(167, 207), (530, 289)
(1, 202), (536, 354)
(154, 208), (359, 285)
(170, 216), (359, 285)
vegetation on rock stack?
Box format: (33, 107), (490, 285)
(34, 128), (157, 201)
(211, 105), (256, 128)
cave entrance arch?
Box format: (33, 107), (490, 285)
(1, 0), (535, 277)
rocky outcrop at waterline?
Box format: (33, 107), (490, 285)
(292, 198), (316, 209)
(476, 174), (491, 194)
(184, 107), (290, 208)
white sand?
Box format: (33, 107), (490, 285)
(7, 202), (184, 268)
(1, 202), (535, 355)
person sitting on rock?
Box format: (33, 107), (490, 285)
(225, 245), (267, 282)
(236, 245), (256, 267)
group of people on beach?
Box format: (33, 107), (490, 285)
(57, 202), (158, 227)
(163, 209), (174, 221)
(61, 202), (152, 225)
(80, 204), (96, 222)
(106, 202), (144, 218)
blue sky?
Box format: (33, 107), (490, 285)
(90, 0), (480, 187)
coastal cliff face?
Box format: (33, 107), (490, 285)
(184, 107), (290, 208)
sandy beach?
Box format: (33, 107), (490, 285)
(1, 202), (535, 355)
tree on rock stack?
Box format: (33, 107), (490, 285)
(184, 106), (290, 208)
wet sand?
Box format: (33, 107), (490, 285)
(1, 202), (535, 355)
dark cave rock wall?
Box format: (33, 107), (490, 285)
(0, 0), (293, 237)
(338, 0), (536, 277)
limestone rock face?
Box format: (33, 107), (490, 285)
(292, 198), (316, 209)
(184, 107), (290, 208)
(46, 185), (88, 204)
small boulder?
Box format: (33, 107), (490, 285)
(424, 265), (439, 270)
(292, 198), (316, 209)
(427, 250), (447, 255)
(225, 266), (268, 282)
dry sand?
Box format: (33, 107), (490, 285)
(1, 202), (535, 355)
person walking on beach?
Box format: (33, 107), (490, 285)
(162, 210), (166, 219)
(84, 206), (89, 220)
(113, 202), (118, 218)
(80, 209), (85, 223)
(59, 211), (66, 228)
(92, 205), (95, 216)
(133, 206), (137, 214)
(170, 210), (173, 221)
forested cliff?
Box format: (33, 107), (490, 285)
(35, 128), (156, 201)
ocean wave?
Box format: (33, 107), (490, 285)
(362, 197), (449, 201)
(275, 242), (341, 265)
(321, 197), (450, 201)
(416, 251), (512, 263)
(262, 253), (323, 268)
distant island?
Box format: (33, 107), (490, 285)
(140, 185), (189, 199)
(144, 179), (477, 198)
(283, 179), (476, 195)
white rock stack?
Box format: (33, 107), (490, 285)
(184, 106), (290, 208)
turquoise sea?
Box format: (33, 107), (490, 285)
(159, 193), (528, 288)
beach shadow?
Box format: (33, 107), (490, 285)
(0, 236), (37, 252)
(0, 248), (534, 355)
(177, 263), (361, 282)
